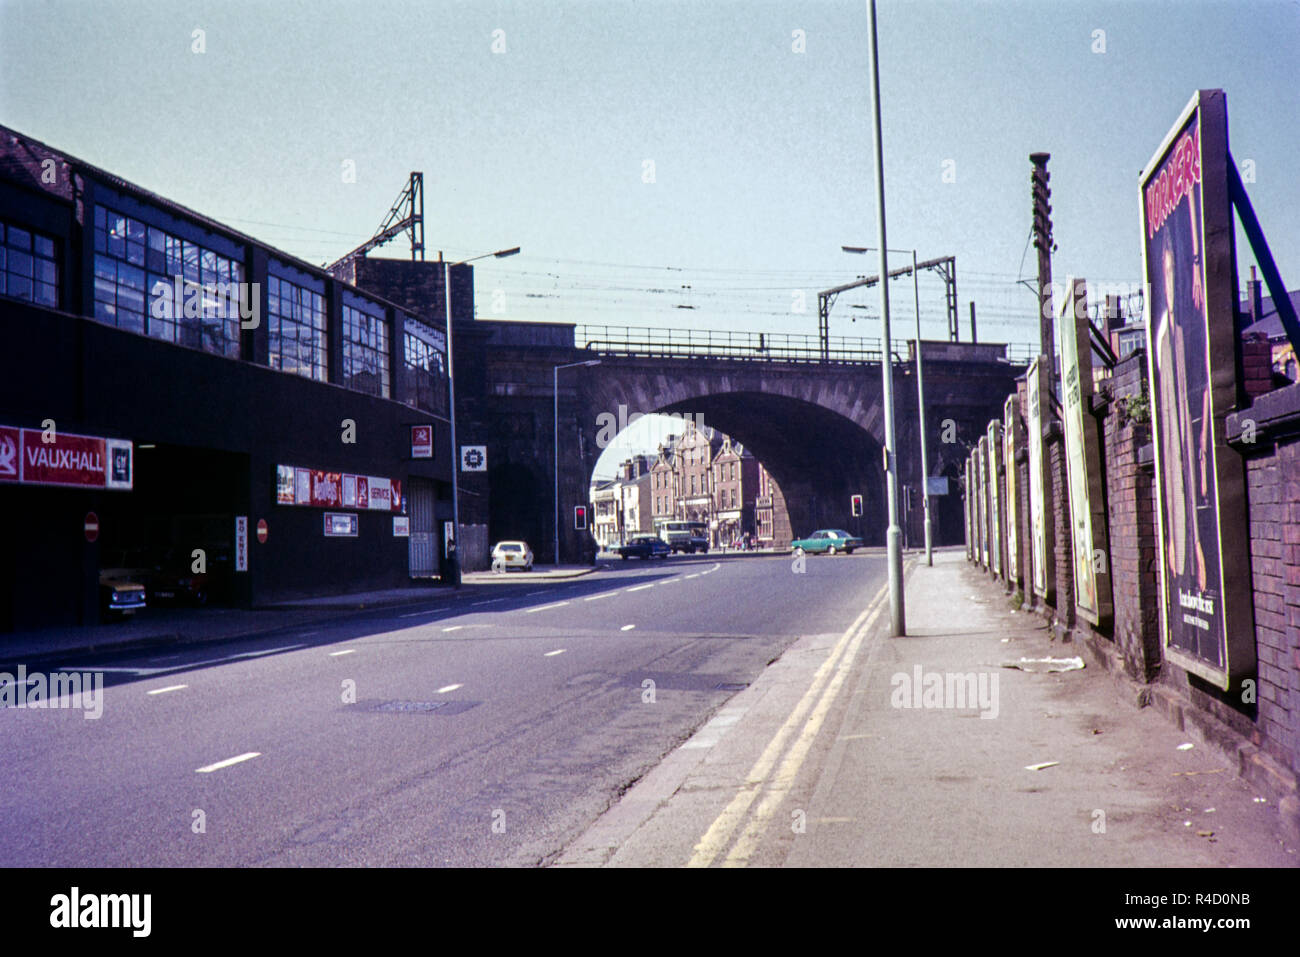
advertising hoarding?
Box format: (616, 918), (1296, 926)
(1027, 357), (1055, 601)
(987, 420), (1003, 579)
(1059, 277), (1114, 626)
(1141, 89), (1255, 689)
(977, 437), (989, 569)
(1003, 393), (1022, 588)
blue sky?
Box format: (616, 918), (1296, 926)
(2, 0), (1297, 471)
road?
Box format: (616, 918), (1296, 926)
(0, 550), (884, 866)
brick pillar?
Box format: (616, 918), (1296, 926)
(1103, 356), (1160, 679)
(1049, 433), (1075, 633)
(1242, 333), (1274, 400)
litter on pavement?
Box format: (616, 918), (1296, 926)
(1001, 656), (1085, 673)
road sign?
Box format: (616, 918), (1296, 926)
(460, 446), (487, 472)
(851, 494), (863, 517)
(84, 512), (99, 542)
(235, 516), (248, 570)
(574, 505), (588, 530)
(256, 518), (268, 544)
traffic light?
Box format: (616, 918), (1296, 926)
(574, 505), (588, 531)
(850, 494), (863, 517)
(1031, 157), (1053, 253)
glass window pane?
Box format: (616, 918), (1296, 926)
(8, 275), (31, 300)
(34, 235), (54, 258)
(127, 218), (146, 242)
(8, 227), (30, 250)
(8, 250), (32, 278)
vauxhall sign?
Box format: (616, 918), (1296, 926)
(0, 424), (133, 491)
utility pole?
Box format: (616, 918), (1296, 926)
(866, 0), (905, 636)
(1030, 152), (1055, 389)
(913, 250), (932, 566)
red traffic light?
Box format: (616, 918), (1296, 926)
(574, 505), (588, 530)
(851, 494), (863, 517)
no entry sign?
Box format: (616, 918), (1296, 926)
(84, 512), (99, 542)
(256, 519), (268, 543)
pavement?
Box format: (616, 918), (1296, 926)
(554, 546), (1300, 867)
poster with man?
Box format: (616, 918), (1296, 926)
(1141, 89), (1254, 689)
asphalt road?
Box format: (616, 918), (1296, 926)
(0, 550), (884, 866)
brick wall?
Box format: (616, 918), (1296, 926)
(1102, 353), (1160, 680)
(1048, 434), (1075, 631)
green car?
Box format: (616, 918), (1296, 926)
(790, 529), (862, 556)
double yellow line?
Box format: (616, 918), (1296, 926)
(686, 580), (890, 867)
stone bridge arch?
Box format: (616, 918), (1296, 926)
(575, 358), (900, 551)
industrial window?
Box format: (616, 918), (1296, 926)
(0, 221), (59, 307)
(342, 301), (390, 398)
(94, 205), (243, 357)
(402, 318), (448, 415)
(268, 274), (327, 381)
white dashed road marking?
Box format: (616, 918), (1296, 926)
(526, 601), (570, 614)
(584, 592), (617, 602)
(544, 649), (566, 657)
(621, 624), (636, 632)
(626, 583), (655, 592)
(196, 752), (261, 774)
(442, 626), (464, 633)
(436, 684), (463, 694)
(684, 574), (701, 580)
(472, 599), (503, 606)
(146, 685), (188, 696)
(329, 649), (357, 657)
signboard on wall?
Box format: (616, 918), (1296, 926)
(235, 516), (248, 571)
(987, 421), (1003, 579)
(393, 516), (410, 537)
(1027, 357), (1055, 601)
(276, 464), (403, 514)
(411, 425), (433, 459)
(324, 512), (359, 537)
(1141, 89), (1255, 689)
(0, 424), (134, 491)
(1059, 277), (1114, 626)
(1003, 393), (1022, 588)
(460, 445), (487, 472)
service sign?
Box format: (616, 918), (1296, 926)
(1027, 357), (1055, 601)
(0, 424), (133, 491)
(393, 516), (410, 537)
(1059, 277), (1114, 626)
(1003, 393), (1022, 588)
(276, 466), (404, 513)
(411, 425), (433, 459)
(368, 477), (392, 511)
(1141, 89), (1254, 689)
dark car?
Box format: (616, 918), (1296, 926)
(617, 535), (671, 560)
(148, 548), (210, 606)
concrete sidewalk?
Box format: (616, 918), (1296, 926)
(555, 547), (1299, 867)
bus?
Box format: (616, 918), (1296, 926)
(657, 520), (709, 554)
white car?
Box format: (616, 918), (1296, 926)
(491, 540), (534, 572)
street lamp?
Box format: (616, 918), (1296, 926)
(842, 245), (933, 567)
(445, 245), (520, 587)
(554, 359), (602, 566)
(863, 0), (904, 636)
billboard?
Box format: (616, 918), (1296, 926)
(1141, 89), (1255, 689)
(977, 436), (989, 569)
(1003, 394), (1022, 589)
(964, 455), (973, 560)
(987, 420), (1003, 579)
(0, 425), (133, 491)
(1027, 357), (1054, 601)
(1059, 277), (1114, 626)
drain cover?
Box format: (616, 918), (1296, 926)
(368, 700), (447, 714)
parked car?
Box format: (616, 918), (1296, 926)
(617, 534), (671, 560)
(790, 529), (863, 556)
(148, 547), (210, 606)
(98, 548), (150, 618)
(491, 540), (534, 572)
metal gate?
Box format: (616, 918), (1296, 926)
(408, 479), (436, 577)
